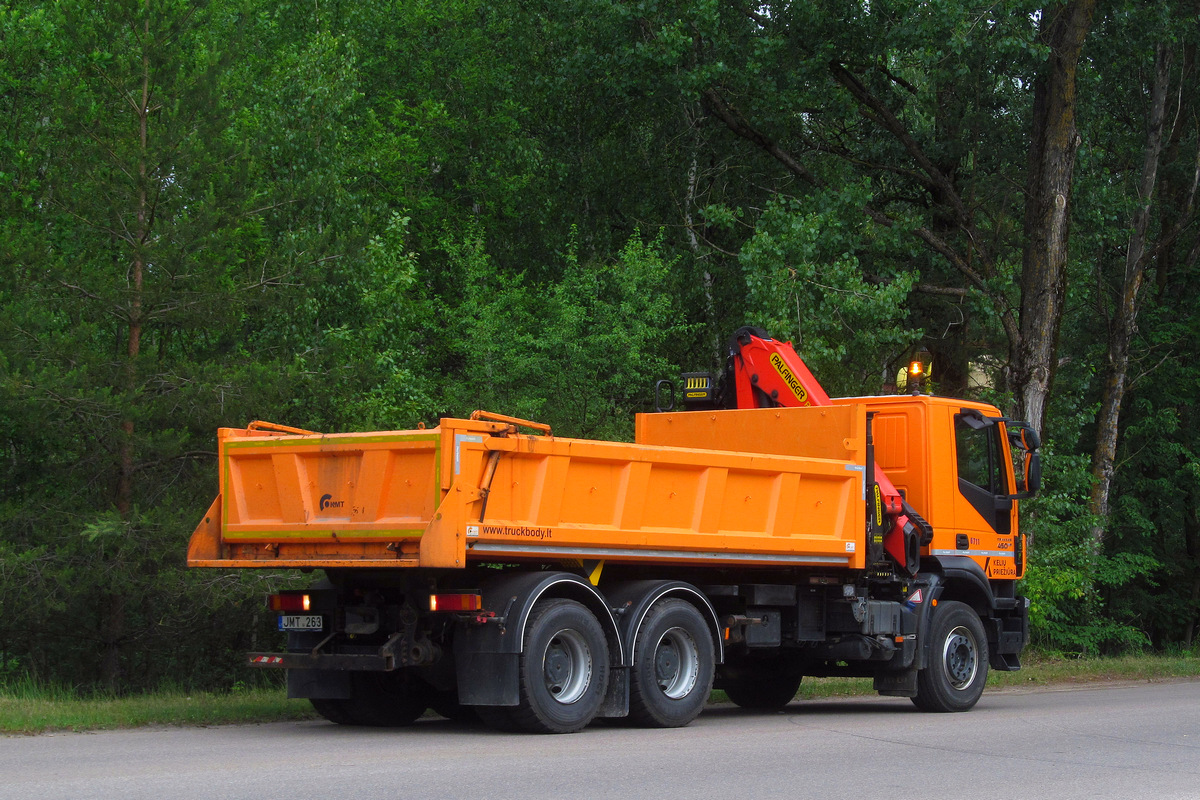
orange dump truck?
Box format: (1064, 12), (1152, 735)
(188, 329), (1039, 732)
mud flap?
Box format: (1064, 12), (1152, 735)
(875, 668), (918, 697)
(287, 669), (351, 700)
(456, 651), (520, 706)
(600, 667), (629, 718)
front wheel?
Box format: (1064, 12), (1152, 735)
(628, 599), (715, 728)
(912, 600), (989, 712)
(508, 598), (610, 734)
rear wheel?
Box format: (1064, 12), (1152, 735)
(309, 697), (356, 725)
(508, 598), (610, 734)
(309, 671), (429, 726)
(628, 599), (715, 728)
(911, 601), (988, 712)
(720, 660), (803, 710)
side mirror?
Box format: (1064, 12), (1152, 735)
(1006, 422), (1041, 499)
(1021, 451), (1042, 497)
(1008, 422), (1041, 452)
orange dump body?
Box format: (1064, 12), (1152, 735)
(188, 396), (1022, 579)
(189, 406), (873, 571)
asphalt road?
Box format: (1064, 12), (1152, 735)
(3, 681), (1198, 800)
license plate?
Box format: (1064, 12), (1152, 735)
(278, 615), (324, 632)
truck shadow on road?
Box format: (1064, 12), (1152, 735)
(290, 697), (925, 739)
(701, 699), (919, 719)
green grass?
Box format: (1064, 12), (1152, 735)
(709, 651), (1200, 706)
(0, 680), (316, 735)
(3, 652), (1198, 735)
(987, 650), (1200, 687)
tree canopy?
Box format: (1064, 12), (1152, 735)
(1, 0), (1197, 690)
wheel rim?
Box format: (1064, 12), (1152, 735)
(542, 628), (593, 704)
(941, 624), (978, 690)
(654, 626), (700, 700)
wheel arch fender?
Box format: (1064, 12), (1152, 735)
(604, 580), (725, 668)
(466, 570), (624, 662)
(929, 555), (995, 615)
(453, 571), (624, 709)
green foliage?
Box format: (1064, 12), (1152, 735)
(1024, 539), (1157, 655)
(444, 229), (687, 439)
(1099, 305), (1200, 649)
(1, 0), (1198, 695)
(740, 185), (920, 394)
(979, 0), (1200, 657)
(1021, 388), (1161, 654)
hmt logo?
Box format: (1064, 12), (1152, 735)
(319, 493), (345, 511)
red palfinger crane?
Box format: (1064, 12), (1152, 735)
(682, 326), (931, 575)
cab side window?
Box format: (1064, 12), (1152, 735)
(956, 419), (1002, 493)
(955, 415), (1011, 535)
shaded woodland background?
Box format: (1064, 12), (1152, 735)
(1, 0), (1197, 692)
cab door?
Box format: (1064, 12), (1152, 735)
(955, 413), (1012, 535)
(946, 411), (1020, 578)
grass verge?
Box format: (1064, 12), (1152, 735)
(0, 682), (316, 735)
(4, 652), (1197, 735)
(710, 651), (1200, 704)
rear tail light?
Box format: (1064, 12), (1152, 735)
(267, 592), (311, 612)
(429, 593), (483, 612)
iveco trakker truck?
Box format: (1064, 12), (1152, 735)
(188, 328), (1038, 732)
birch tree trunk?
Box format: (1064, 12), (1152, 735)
(1016, 0), (1097, 437)
(1088, 45), (1173, 548)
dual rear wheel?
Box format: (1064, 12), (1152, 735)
(628, 599), (715, 728)
(310, 594), (721, 733)
(503, 598), (611, 734)
(482, 596), (717, 733)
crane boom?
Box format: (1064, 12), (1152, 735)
(713, 327), (929, 575)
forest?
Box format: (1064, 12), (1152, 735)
(0, 0), (1197, 692)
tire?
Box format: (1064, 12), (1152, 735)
(309, 671), (429, 726)
(911, 600), (989, 712)
(309, 697), (358, 725)
(628, 599), (715, 728)
(509, 598), (610, 734)
(720, 661), (803, 710)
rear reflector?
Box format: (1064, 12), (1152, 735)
(268, 593), (311, 612)
(429, 593), (482, 612)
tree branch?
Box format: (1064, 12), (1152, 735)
(699, 88), (822, 188)
(700, 83), (1019, 346)
(914, 284), (970, 297)
(132, 451), (217, 474)
(828, 61), (992, 274)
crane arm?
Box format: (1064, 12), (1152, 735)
(719, 327), (928, 575)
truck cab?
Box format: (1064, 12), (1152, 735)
(837, 395), (1031, 583)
